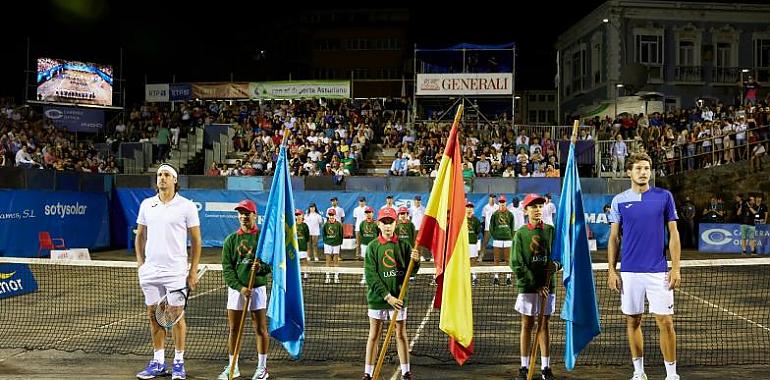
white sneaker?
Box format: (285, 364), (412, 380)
(360, 278), (366, 285)
(334, 275), (340, 284)
(313, 257), (319, 262)
(630, 372), (647, 380)
(664, 375), (680, 380)
(324, 274), (330, 284)
(218, 364), (240, 380)
(253, 366), (269, 380)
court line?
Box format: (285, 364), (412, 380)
(677, 288), (770, 333)
(42, 284), (225, 349)
(389, 294), (436, 380)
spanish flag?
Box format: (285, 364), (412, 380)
(415, 105), (473, 365)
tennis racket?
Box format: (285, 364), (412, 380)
(153, 266), (208, 330)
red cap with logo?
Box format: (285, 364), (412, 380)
(498, 195), (507, 203)
(294, 209), (304, 215)
(522, 193), (547, 208)
(378, 208), (397, 221)
(235, 199), (257, 213)
(327, 208), (336, 216)
(365, 206), (375, 213)
(398, 206), (409, 214)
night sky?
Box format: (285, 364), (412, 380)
(0, 0), (762, 105)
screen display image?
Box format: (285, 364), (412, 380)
(36, 58), (113, 106)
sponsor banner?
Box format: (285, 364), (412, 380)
(416, 73), (513, 95)
(699, 223), (770, 253)
(170, 84), (193, 102)
(248, 81), (350, 99)
(0, 190), (110, 257)
(42, 106), (105, 133)
(145, 84), (170, 102)
(115, 189), (614, 248)
(0, 264), (38, 299)
(191, 83), (249, 99)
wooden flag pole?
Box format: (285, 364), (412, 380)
(526, 270), (555, 380)
(229, 255), (260, 380)
(371, 256), (417, 380)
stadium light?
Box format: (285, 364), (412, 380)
(602, 18), (609, 23)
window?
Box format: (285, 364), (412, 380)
(539, 110), (547, 122)
(571, 49), (586, 93)
(538, 94), (547, 102)
(529, 110), (538, 123)
(547, 110), (555, 123)
(547, 94), (555, 102)
(592, 42), (602, 86)
(529, 94), (537, 102)
(716, 42), (732, 68)
(755, 39), (770, 82)
(636, 35), (663, 65)
(678, 41), (694, 66)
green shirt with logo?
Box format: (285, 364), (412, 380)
(358, 220), (380, 245)
(221, 229), (271, 290)
(296, 222), (310, 252)
(510, 224), (559, 294)
(490, 209), (514, 240)
(365, 236), (420, 310)
(395, 221), (416, 247)
(322, 221), (343, 246)
(467, 215), (482, 244)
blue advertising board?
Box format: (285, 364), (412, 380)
(43, 106), (105, 133)
(699, 223), (769, 254)
(0, 263), (38, 299)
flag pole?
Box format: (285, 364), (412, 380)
(229, 256), (260, 380)
(571, 119), (579, 144)
(526, 270), (555, 380)
(372, 257), (417, 380)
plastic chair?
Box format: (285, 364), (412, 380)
(38, 231), (66, 258)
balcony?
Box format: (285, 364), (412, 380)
(711, 67), (741, 84)
(673, 66), (703, 82)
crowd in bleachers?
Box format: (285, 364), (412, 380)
(593, 101), (769, 177)
(0, 103), (119, 173)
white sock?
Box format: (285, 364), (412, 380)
(400, 363), (410, 375)
(229, 354), (236, 367)
(153, 349), (165, 364)
(664, 360), (677, 377)
(258, 354), (267, 368)
(541, 356), (550, 369)
(335, 272), (340, 278)
(506, 273), (512, 279)
(364, 364), (374, 375)
(521, 356), (530, 368)
(303, 272), (308, 279)
(174, 350), (184, 362)
(494, 273), (499, 279)
(472, 273), (477, 280)
(632, 357), (644, 374)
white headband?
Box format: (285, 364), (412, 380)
(157, 164), (178, 178)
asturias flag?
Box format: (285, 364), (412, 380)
(415, 105), (473, 365)
(256, 144), (305, 359)
(551, 128), (601, 370)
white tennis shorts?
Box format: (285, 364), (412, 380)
(138, 265), (188, 306)
(620, 272), (674, 315)
(324, 244), (341, 255)
(469, 241), (480, 258)
(360, 243), (369, 258)
(515, 293), (556, 316)
(227, 286), (267, 311)
(493, 240), (512, 248)
(368, 307), (407, 321)
(298, 250), (308, 260)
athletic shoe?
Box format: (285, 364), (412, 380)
(325, 274), (331, 284)
(217, 364), (240, 380)
(664, 375), (680, 380)
(541, 366), (555, 380)
(505, 277), (512, 286)
(472, 278), (478, 287)
(493, 277), (500, 286)
(136, 360), (167, 379)
(252, 366), (269, 380)
(516, 366), (529, 380)
(630, 372), (648, 380)
(334, 275), (340, 284)
(360, 278), (367, 286)
(401, 372), (413, 380)
(171, 360), (186, 380)
(361, 374), (372, 380)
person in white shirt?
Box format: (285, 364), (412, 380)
(480, 194), (497, 262)
(305, 203), (325, 261)
(381, 195), (396, 212)
(352, 197), (369, 260)
(135, 164), (202, 380)
(542, 193), (557, 226)
(409, 195), (427, 260)
(15, 145), (40, 168)
(507, 196), (526, 231)
(329, 197), (345, 223)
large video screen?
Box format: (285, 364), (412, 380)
(36, 58), (113, 106)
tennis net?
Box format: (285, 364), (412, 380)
(1, 257), (769, 366)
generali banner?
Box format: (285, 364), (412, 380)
(416, 73), (513, 96)
(248, 81), (350, 99)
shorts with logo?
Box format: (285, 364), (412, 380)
(493, 239), (512, 248)
(620, 272), (674, 315)
(324, 244), (341, 255)
(368, 307), (407, 321)
(227, 286), (267, 311)
(138, 265), (188, 306)
(515, 293), (556, 316)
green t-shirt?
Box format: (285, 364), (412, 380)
(341, 157), (356, 172)
(467, 215), (482, 244)
(322, 221), (343, 246)
(221, 229), (271, 290)
(365, 235), (420, 310)
(510, 224), (559, 294)
(490, 209), (514, 240)
(358, 220), (380, 245)
(296, 222), (310, 251)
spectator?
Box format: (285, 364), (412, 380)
(389, 153), (408, 176)
(475, 153), (491, 177)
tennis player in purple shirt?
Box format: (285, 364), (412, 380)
(607, 152), (682, 380)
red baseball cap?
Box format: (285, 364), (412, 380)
(235, 199), (256, 214)
(378, 208), (397, 221)
(327, 208), (336, 216)
(294, 209), (304, 215)
(522, 193), (546, 208)
(398, 206), (409, 214)
(498, 195), (507, 203)
(365, 206), (375, 213)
